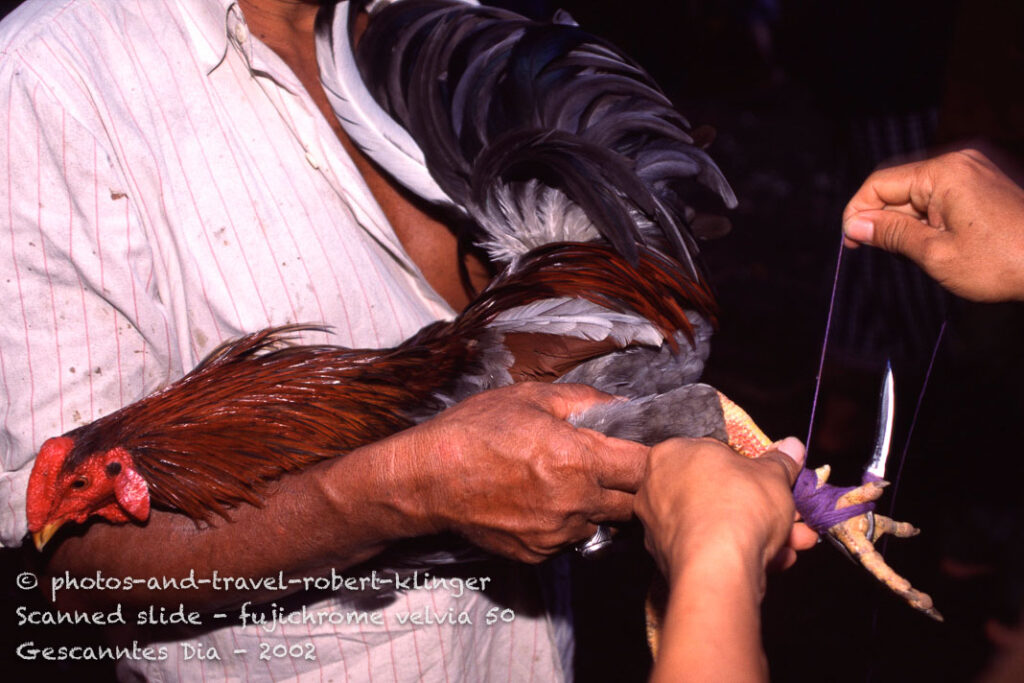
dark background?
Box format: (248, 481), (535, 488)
(2, 0), (1023, 681)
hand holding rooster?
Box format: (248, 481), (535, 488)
(395, 382), (648, 563)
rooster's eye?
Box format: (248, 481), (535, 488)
(70, 478), (87, 489)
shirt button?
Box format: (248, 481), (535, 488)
(233, 22), (248, 44)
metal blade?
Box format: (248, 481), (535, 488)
(865, 361), (895, 480)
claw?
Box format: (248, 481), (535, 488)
(837, 478), (888, 506)
(818, 477), (943, 620)
(827, 510), (942, 621)
(870, 514), (920, 541)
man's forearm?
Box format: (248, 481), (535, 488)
(38, 382), (647, 612)
(42, 433), (423, 612)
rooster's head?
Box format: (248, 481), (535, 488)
(26, 436), (150, 551)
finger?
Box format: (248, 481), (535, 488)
(517, 548), (550, 564)
(788, 522), (818, 551)
(589, 487), (638, 523)
(767, 547), (798, 572)
(582, 430), (650, 492)
(764, 436), (805, 485)
(525, 382), (621, 419)
(532, 523), (599, 554)
(578, 522), (601, 543)
(843, 209), (944, 263)
(844, 201), (925, 247)
(842, 161), (933, 221)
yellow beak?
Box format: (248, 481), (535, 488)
(32, 521), (63, 551)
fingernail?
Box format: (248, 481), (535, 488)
(774, 437), (806, 466)
(843, 217), (874, 244)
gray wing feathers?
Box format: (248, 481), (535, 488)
(569, 383), (726, 446)
(557, 318), (712, 396)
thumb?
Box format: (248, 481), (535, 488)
(765, 436), (805, 485)
(843, 210), (935, 263)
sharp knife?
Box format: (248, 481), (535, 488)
(865, 361), (895, 482)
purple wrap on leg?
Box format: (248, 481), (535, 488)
(792, 468), (875, 533)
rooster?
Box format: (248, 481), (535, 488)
(28, 0), (938, 625)
(27, 243), (721, 539)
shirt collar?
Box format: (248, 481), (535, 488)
(173, 0), (235, 74)
(174, 0), (309, 93)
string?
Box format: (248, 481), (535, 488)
(865, 318), (947, 683)
(884, 319), (947, 539)
(804, 231), (847, 451)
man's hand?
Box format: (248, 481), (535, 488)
(389, 382), (649, 563)
(842, 149), (1024, 303)
(635, 437), (810, 683)
(635, 436), (810, 584)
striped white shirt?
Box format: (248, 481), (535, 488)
(0, 0), (566, 679)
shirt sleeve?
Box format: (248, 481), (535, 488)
(0, 54), (179, 548)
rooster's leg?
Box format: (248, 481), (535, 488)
(717, 393), (942, 621)
(821, 468), (942, 619)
